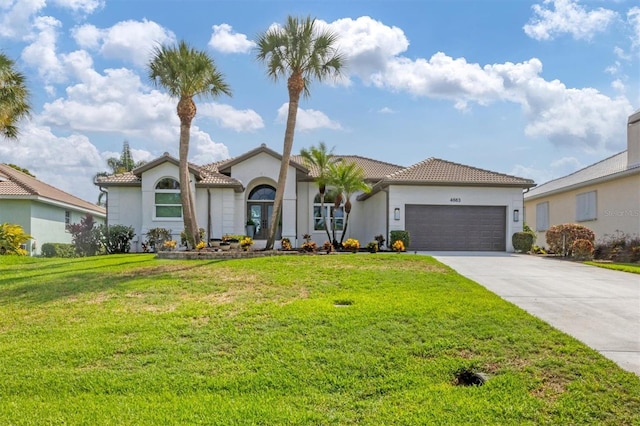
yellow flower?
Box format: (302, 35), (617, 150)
(392, 240), (405, 252)
(196, 241), (206, 250)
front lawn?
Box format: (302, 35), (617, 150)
(584, 261), (640, 274)
(1, 254), (638, 424)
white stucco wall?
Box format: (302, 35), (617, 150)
(357, 190), (388, 246)
(388, 185), (525, 252)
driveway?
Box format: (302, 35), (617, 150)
(426, 252), (640, 376)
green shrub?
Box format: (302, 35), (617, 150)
(146, 228), (172, 251)
(545, 224), (595, 256)
(98, 224), (135, 254)
(41, 243), (76, 258)
(390, 230), (410, 250)
(571, 239), (594, 260)
(594, 231), (640, 263)
(512, 232), (534, 253)
(0, 223), (31, 255)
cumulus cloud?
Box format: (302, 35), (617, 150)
(71, 19), (176, 67)
(629, 7), (640, 47)
(523, 0), (617, 41)
(276, 103), (342, 131)
(21, 15), (66, 83)
(199, 103), (264, 132)
(0, 0), (47, 39)
(50, 0), (104, 14)
(208, 23), (256, 53)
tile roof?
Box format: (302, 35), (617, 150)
(0, 164), (106, 215)
(525, 151), (638, 199)
(384, 158), (535, 186)
(290, 154), (404, 181)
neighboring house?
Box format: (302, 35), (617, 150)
(524, 110), (640, 244)
(0, 164), (106, 255)
(96, 143), (534, 252)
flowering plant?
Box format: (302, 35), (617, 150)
(196, 241), (206, 250)
(163, 240), (177, 250)
(301, 241), (317, 253)
(240, 237), (254, 249)
(281, 238), (292, 251)
(392, 240), (405, 252)
(322, 241), (333, 253)
(342, 238), (360, 251)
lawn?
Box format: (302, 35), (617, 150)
(1, 254), (639, 425)
(584, 261), (640, 274)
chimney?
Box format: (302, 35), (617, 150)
(628, 110), (640, 169)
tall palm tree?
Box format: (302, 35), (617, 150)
(148, 40), (231, 247)
(0, 52), (31, 140)
(328, 161), (370, 246)
(255, 16), (344, 249)
(300, 142), (337, 242)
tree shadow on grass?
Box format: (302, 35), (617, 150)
(0, 259), (224, 305)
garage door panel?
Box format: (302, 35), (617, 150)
(405, 205), (506, 251)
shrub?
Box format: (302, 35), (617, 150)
(66, 215), (101, 256)
(342, 238), (360, 251)
(390, 230), (410, 250)
(147, 228), (172, 251)
(512, 232), (534, 253)
(594, 231), (640, 263)
(545, 224), (595, 257)
(392, 240), (405, 252)
(240, 237), (254, 249)
(374, 234), (386, 249)
(97, 224), (135, 254)
(322, 241), (333, 253)
(281, 238), (292, 251)
(41, 243), (76, 258)
(572, 239), (594, 260)
(0, 223), (31, 256)
(366, 241), (379, 253)
(523, 222), (537, 244)
(301, 241), (317, 253)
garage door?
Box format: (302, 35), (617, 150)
(405, 205), (506, 251)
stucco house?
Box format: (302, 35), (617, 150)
(0, 164), (106, 255)
(524, 111), (640, 244)
(95, 144), (535, 252)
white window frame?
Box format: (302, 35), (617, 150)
(154, 178), (182, 220)
(576, 191), (597, 222)
(536, 202), (549, 232)
(313, 205), (344, 232)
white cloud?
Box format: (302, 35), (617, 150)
(276, 103), (342, 132)
(628, 7), (640, 47)
(50, 0), (104, 14)
(21, 15), (66, 83)
(199, 103), (264, 132)
(378, 107), (395, 114)
(72, 19), (176, 68)
(0, 0), (46, 39)
(208, 23), (256, 53)
(523, 0), (617, 41)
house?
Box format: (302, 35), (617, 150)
(524, 111), (640, 244)
(0, 164), (106, 255)
(95, 144), (535, 252)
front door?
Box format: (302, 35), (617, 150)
(247, 185), (276, 240)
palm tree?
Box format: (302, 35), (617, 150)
(300, 142), (337, 242)
(0, 52), (30, 140)
(148, 40), (231, 247)
(255, 15), (344, 249)
(94, 141), (146, 206)
(328, 161), (370, 246)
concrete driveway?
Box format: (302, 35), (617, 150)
(426, 252), (640, 376)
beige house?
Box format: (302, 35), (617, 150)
(0, 164), (106, 255)
(524, 111), (640, 244)
(97, 144), (535, 252)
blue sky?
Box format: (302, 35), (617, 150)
(1, 0), (638, 202)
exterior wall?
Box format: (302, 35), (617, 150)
(388, 185), (525, 252)
(108, 186), (144, 250)
(296, 181), (311, 247)
(358, 190), (387, 246)
(524, 173), (640, 245)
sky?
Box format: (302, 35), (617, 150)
(0, 0), (638, 203)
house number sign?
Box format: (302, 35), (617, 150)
(450, 197), (462, 203)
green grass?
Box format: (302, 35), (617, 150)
(585, 261), (640, 274)
(1, 254), (639, 425)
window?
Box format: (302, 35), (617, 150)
(65, 211), (70, 226)
(313, 191), (343, 232)
(536, 202), (549, 232)
(576, 191), (597, 222)
(155, 178), (181, 218)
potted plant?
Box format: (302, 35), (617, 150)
(219, 241), (231, 251)
(209, 238), (222, 248)
(245, 220), (256, 238)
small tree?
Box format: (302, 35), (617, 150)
(66, 214), (101, 256)
(0, 223), (31, 255)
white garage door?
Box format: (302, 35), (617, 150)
(405, 205), (506, 251)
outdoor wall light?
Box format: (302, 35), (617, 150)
(394, 207), (400, 220)
(513, 209), (520, 222)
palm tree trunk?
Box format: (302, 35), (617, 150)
(320, 193), (331, 242)
(266, 81), (302, 249)
(178, 121), (199, 248)
(340, 211), (351, 245)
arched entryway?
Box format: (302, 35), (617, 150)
(247, 184), (276, 240)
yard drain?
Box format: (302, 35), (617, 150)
(454, 369), (486, 386)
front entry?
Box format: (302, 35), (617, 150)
(247, 185), (276, 240)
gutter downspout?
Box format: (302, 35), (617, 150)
(207, 189), (212, 242)
(383, 186), (390, 247)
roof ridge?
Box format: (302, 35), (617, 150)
(531, 150), (626, 189)
(0, 164), (39, 195)
(433, 157), (535, 181)
(386, 157), (435, 178)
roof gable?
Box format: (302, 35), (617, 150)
(215, 144), (308, 174)
(0, 164), (105, 215)
(290, 154), (403, 181)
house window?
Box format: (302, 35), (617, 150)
(313, 191), (343, 232)
(155, 178), (182, 218)
(536, 202), (549, 232)
(576, 191), (597, 222)
(65, 211), (70, 226)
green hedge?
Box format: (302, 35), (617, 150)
(512, 232), (534, 253)
(41, 243), (76, 258)
(389, 230), (410, 250)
